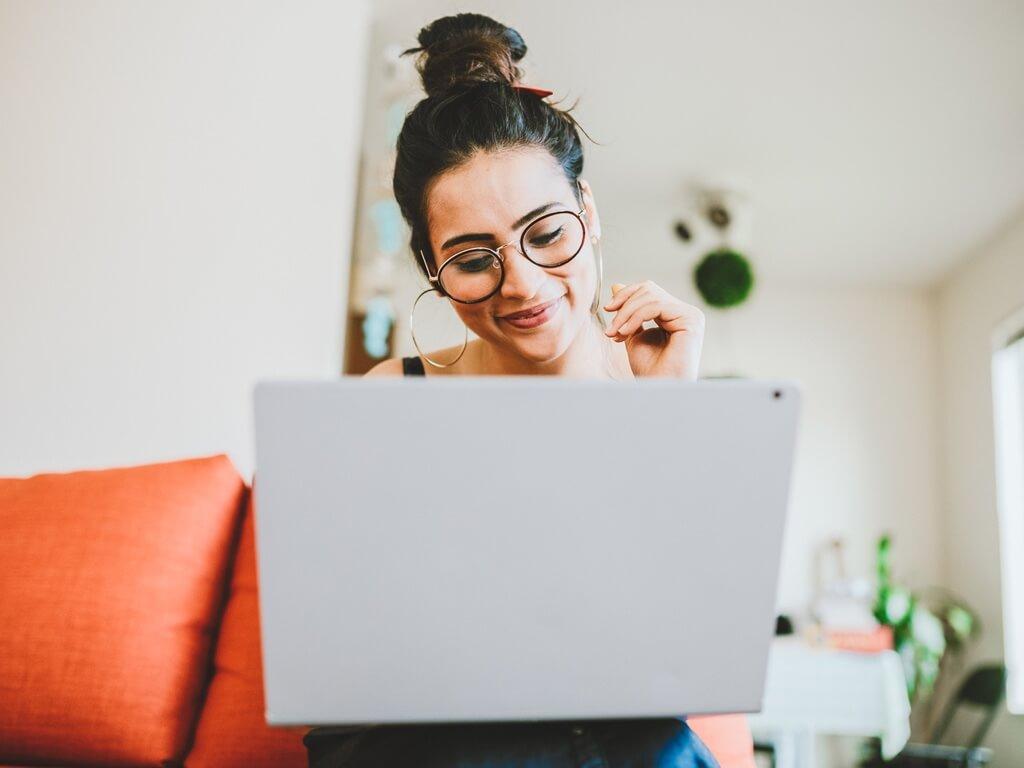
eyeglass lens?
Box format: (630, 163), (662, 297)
(438, 211), (585, 303)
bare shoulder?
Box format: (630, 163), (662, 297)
(364, 340), (480, 377)
(415, 339), (482, 375)
(363, 357), (405, 377)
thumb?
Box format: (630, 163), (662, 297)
(611, 283), (626, 298)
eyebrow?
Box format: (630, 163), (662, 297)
(439, 201), (561, 252)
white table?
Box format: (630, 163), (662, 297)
(747, 638), (911, 768)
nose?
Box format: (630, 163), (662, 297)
(497, 244), (546, 300)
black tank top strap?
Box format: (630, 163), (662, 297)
(401, 355), (426, 376)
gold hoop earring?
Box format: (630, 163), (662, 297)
(410, 287), (468, 368)
(589, 236), (605, 321)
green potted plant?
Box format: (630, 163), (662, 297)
(873, 534), (979, 701)
(693, 249), (754, 309)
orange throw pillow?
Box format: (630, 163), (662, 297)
(0, 455), (247, 767)
(187, 497), (308, 767)
(689, 714), (757, 768)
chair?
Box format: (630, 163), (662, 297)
(753, 740), (776, 768)
(863, 664), (1006, 768)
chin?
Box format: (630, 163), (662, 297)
(498, 310), (581, 362)
(511, 337), (571, 363)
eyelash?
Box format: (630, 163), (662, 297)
(528, 227), (563, 247)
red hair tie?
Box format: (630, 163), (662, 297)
(511, 83), (554, 98)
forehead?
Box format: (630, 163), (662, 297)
(425, 147), (572, 244)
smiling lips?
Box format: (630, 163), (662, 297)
(499, 295), (564, 328)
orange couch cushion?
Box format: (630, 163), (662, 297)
(689, 714), (757, 768)
(187, 497), (308, 767)
(0, 455), (246, 767)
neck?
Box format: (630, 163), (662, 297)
(478, 314), (632, 379)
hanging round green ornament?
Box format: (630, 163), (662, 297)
(693, 249), (754, 308)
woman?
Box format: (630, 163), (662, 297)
(308, 13), (731, 768)
(365, 13), (705, 382)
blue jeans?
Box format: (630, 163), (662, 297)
(304, 719), (720, 767)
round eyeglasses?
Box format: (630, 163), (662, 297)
(418, 190), (588, 304)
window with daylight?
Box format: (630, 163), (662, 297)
(993, 309), (1024, 714)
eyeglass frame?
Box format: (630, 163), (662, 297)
(417, 180), (590, 305)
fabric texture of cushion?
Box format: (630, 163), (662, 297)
(0, 455), (247, 767)
(186, 496), (308, 767)
(689, 714), (757, 768)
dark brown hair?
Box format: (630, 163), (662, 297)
(393, 13), (586, 278)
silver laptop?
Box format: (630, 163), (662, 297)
(252, 378), (800, 726)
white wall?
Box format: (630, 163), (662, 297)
(936, 210), (1024, 762)
(0, 0), (368, 479)
(700, 281), (945, 614)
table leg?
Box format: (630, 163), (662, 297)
(770, 731), (796, 768)
(793, 730), (817, 768)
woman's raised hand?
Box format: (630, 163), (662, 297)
(603, 281), (705, 380)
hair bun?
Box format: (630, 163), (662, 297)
(406, 13), (527, 98)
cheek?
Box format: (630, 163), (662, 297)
(562, 247), (597, 306)
(452, 302), (492, 332)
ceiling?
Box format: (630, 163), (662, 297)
(371, 0), (1024, 285)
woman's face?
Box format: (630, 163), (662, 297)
(424, 146), (602, 363)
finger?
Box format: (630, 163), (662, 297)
(605, 288), (660, 332)
(602, 296), (659, 337)
(598, 286), (655, 327)
(603, 282), (644, 311)
(604, 279), (668, 311)
(604, 284), (639, 311)
(664, 302), (707, 334)
(610, 295), (704, 338)
(611, 298), (664, 337)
